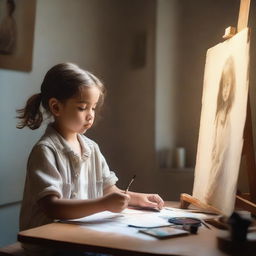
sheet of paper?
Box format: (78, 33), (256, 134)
(59, 207), (211, 240)
(60, 208), (168, 227)
(59, 211), (124, 225)
(59, 209), (158, 240)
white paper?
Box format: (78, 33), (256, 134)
(61, 208), (210, 226)
(59, 208), (211, 240)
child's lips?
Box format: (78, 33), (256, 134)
(84, 123), (92, 128)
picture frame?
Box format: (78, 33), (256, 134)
(0, 0), (36, 72)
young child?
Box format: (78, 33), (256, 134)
(17, 63), (164, 255)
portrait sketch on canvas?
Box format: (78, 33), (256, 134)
(205, 56), (236, 203)
(192, 28), (250, 216)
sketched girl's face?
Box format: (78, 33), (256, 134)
(214, 56), (236, 125)
(222, 75), (232, 102)
(215, 56), (236, 118)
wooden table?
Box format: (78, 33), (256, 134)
(18, 202), (229, 256)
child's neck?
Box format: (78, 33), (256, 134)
(52, 122), (82, 157)
(68, 139), (82, 158)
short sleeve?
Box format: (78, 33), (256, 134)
(27, 144), (63, 203)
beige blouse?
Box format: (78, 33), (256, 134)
(20, 124), (118, 231)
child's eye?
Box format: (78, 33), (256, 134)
(77, 107), (96, 111)
(78, 107), (86, 111)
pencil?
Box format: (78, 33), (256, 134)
(125, 175), (136, 193)
(200, 219), (211, 230)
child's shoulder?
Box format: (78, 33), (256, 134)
(31, 133), (58, 152)
(27, 135), (58, 164)
(31, 126), (62, 152)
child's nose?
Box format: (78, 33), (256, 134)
(86, 112), (93, 121)
(86, 114), (91, 121)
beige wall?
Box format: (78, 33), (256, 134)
(175, 0), (240, 166)
(155, 0), (240, 200)
(88, 0), (156, 192)
(155, 0), (178, 167)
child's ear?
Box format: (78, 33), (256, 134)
(49, 98), (62, 117)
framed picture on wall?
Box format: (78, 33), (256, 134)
(0, 0), (36, 72)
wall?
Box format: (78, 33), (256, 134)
(0, 0), (156, 246)
(175, 0), (240, 166)
(0, 203), (20, 247)
(88, 0), (156, 191)
(155, 0), (178, 167)
(155, 0), (240, 200)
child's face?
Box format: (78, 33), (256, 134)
(57, 86), (100, 134)
(222, 75), (232, 102)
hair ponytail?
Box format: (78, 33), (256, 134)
(16, 93), (43, 130)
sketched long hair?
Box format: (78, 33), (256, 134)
(215, 56), (236, 124)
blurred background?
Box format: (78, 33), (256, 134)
(0, 0), (240, 246)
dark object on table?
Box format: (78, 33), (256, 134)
(168, 217), (202, 234)
(183, 224), (199, 234)
(228, 212), (251, 242)
(217, 211), (256, 255)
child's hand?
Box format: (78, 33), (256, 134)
(101, 192), (130, 213)
(132, 193), (164, 210)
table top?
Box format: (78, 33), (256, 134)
(18, 202), (229, 256)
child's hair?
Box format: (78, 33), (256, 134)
(17, 63), (106, 130)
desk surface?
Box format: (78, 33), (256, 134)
(18, 202), (228, 256)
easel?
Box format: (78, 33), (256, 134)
(180, 0), (256, 216)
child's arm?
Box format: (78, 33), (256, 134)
(38, 192), (130, 220)
(104, 185), (164, 210)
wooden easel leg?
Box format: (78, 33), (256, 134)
(237, 0), (251, 32)
(180, 193), (191, 209)
(242, 101), (256, 204)
(179, 193), (223, 214)
(236, 195), (256, 216)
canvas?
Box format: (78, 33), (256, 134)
(192, 28), (250, 216)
